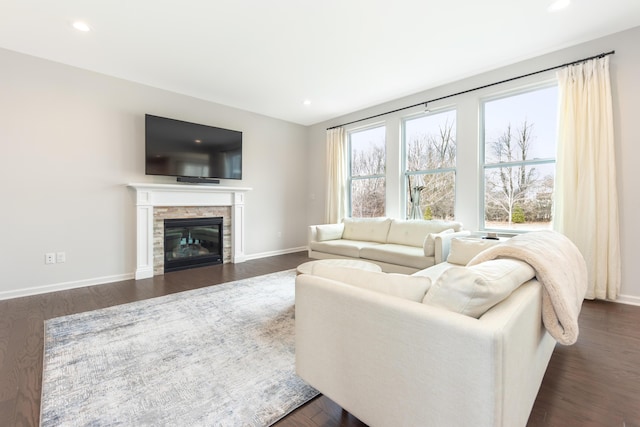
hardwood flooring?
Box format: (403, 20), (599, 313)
(0, 251), (638, 426)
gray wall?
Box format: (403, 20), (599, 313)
(308, 26), (640, 304)
(0, 48), (309, 298)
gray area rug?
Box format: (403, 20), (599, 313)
(40, 269), (318, 426)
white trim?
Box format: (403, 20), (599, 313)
(613, 294), (640, 307)
(243, 247), (308, 261)
(127, 183), (252, 279)
(0, 246), (303, 300)
(0, 273), (134, 301)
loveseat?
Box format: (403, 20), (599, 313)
(308, 217), (470, 274)
(296, 231), (588, 427)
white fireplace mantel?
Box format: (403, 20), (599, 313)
(128, 183), (252, 280)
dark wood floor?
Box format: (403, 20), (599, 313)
(1, 252), (639, 427)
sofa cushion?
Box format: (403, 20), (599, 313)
(342, 217), (392, 243)
(447, 237), (502, 265)
(387, 219), (462, 247)
(423, 229), (455, 256)
(310, 239), (382, 258)
(316, 223), (344, 241)
(422, 258), (536, 317)
(310, 263), (431, 302)
(360, 244), (433, 270)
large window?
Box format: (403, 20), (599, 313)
(348, 125), (386, 217)
(403, 110), (456, 220)
(482, 85), (558, 231)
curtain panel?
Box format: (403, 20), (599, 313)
(325, 128), (346, 224)
(554, 56), (621, 300)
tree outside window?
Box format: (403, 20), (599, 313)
(348, 126), (385, 217)
(404, 110), (456, 220)
(482, 85), (558, 231)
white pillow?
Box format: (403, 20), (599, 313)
(311, 263), (431, 302)
(422, 258), (535, 317)
(316, 223), (344, 241)
(423, 229), (455, 257)
(446, 237), (501, 265)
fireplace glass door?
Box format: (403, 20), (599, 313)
(164, 217), (223, 272)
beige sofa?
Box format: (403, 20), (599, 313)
(308, 217), (470, 274)
(296, 232), (587, 427)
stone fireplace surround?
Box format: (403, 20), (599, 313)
(128, 183), (252, 280)
(155, 207), (229, 276)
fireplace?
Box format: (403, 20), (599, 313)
(164, 217), (223, 273)
(128, 183), (251, 280)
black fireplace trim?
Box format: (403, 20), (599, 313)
(164, 217), (223, 273)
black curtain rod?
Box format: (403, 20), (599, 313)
(327, 50), (615, 130)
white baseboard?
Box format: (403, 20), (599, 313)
(0, 273), (135, 301)
(614, 294), (640, 307)
(243, 246), (307, 261)
(0, 247), (306, 301)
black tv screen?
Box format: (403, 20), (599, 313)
(145, 114), (242, 180)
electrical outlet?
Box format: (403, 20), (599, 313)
(45, 253), (56, 264)
(56, 252), (66, 263)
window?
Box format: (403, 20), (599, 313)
(348, 125), (386, 217)
(482, 85), (558, 231)
(403, 110), (456, 220)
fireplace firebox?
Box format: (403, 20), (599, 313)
(164, 217), (223, 273)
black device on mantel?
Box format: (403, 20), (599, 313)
(145, 114), (242, 183)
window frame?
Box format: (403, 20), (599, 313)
(479, 82), (558, 233)
(401, 108), (457, 220)
(347, 123), (387, 217)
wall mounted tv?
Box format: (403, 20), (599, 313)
(145, 114), (242, 182)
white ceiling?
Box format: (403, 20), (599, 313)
(1, 1), (639, 126)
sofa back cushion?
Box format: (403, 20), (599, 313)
(386, 219), (462, 247)
(342, 217), (392, 243)
(311, 263), (431, 302)
(447, 237), (501, 265)
(422, 258), (535, 317)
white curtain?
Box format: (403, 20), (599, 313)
(554, 56), (621, 300)
(325, 127), (347, 224)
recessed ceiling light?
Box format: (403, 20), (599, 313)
(72, 21), (91, 32)
(548, 0), (570, 12)
(303, 99), (312, 106)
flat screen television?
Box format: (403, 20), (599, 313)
(145, 114), (242, 181)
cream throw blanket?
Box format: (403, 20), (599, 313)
(468, 230), (587, 345)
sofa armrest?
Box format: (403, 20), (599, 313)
(434, 230), (471, 264)
(308, 225), (319, 243)
(308, 225), (319, 257)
